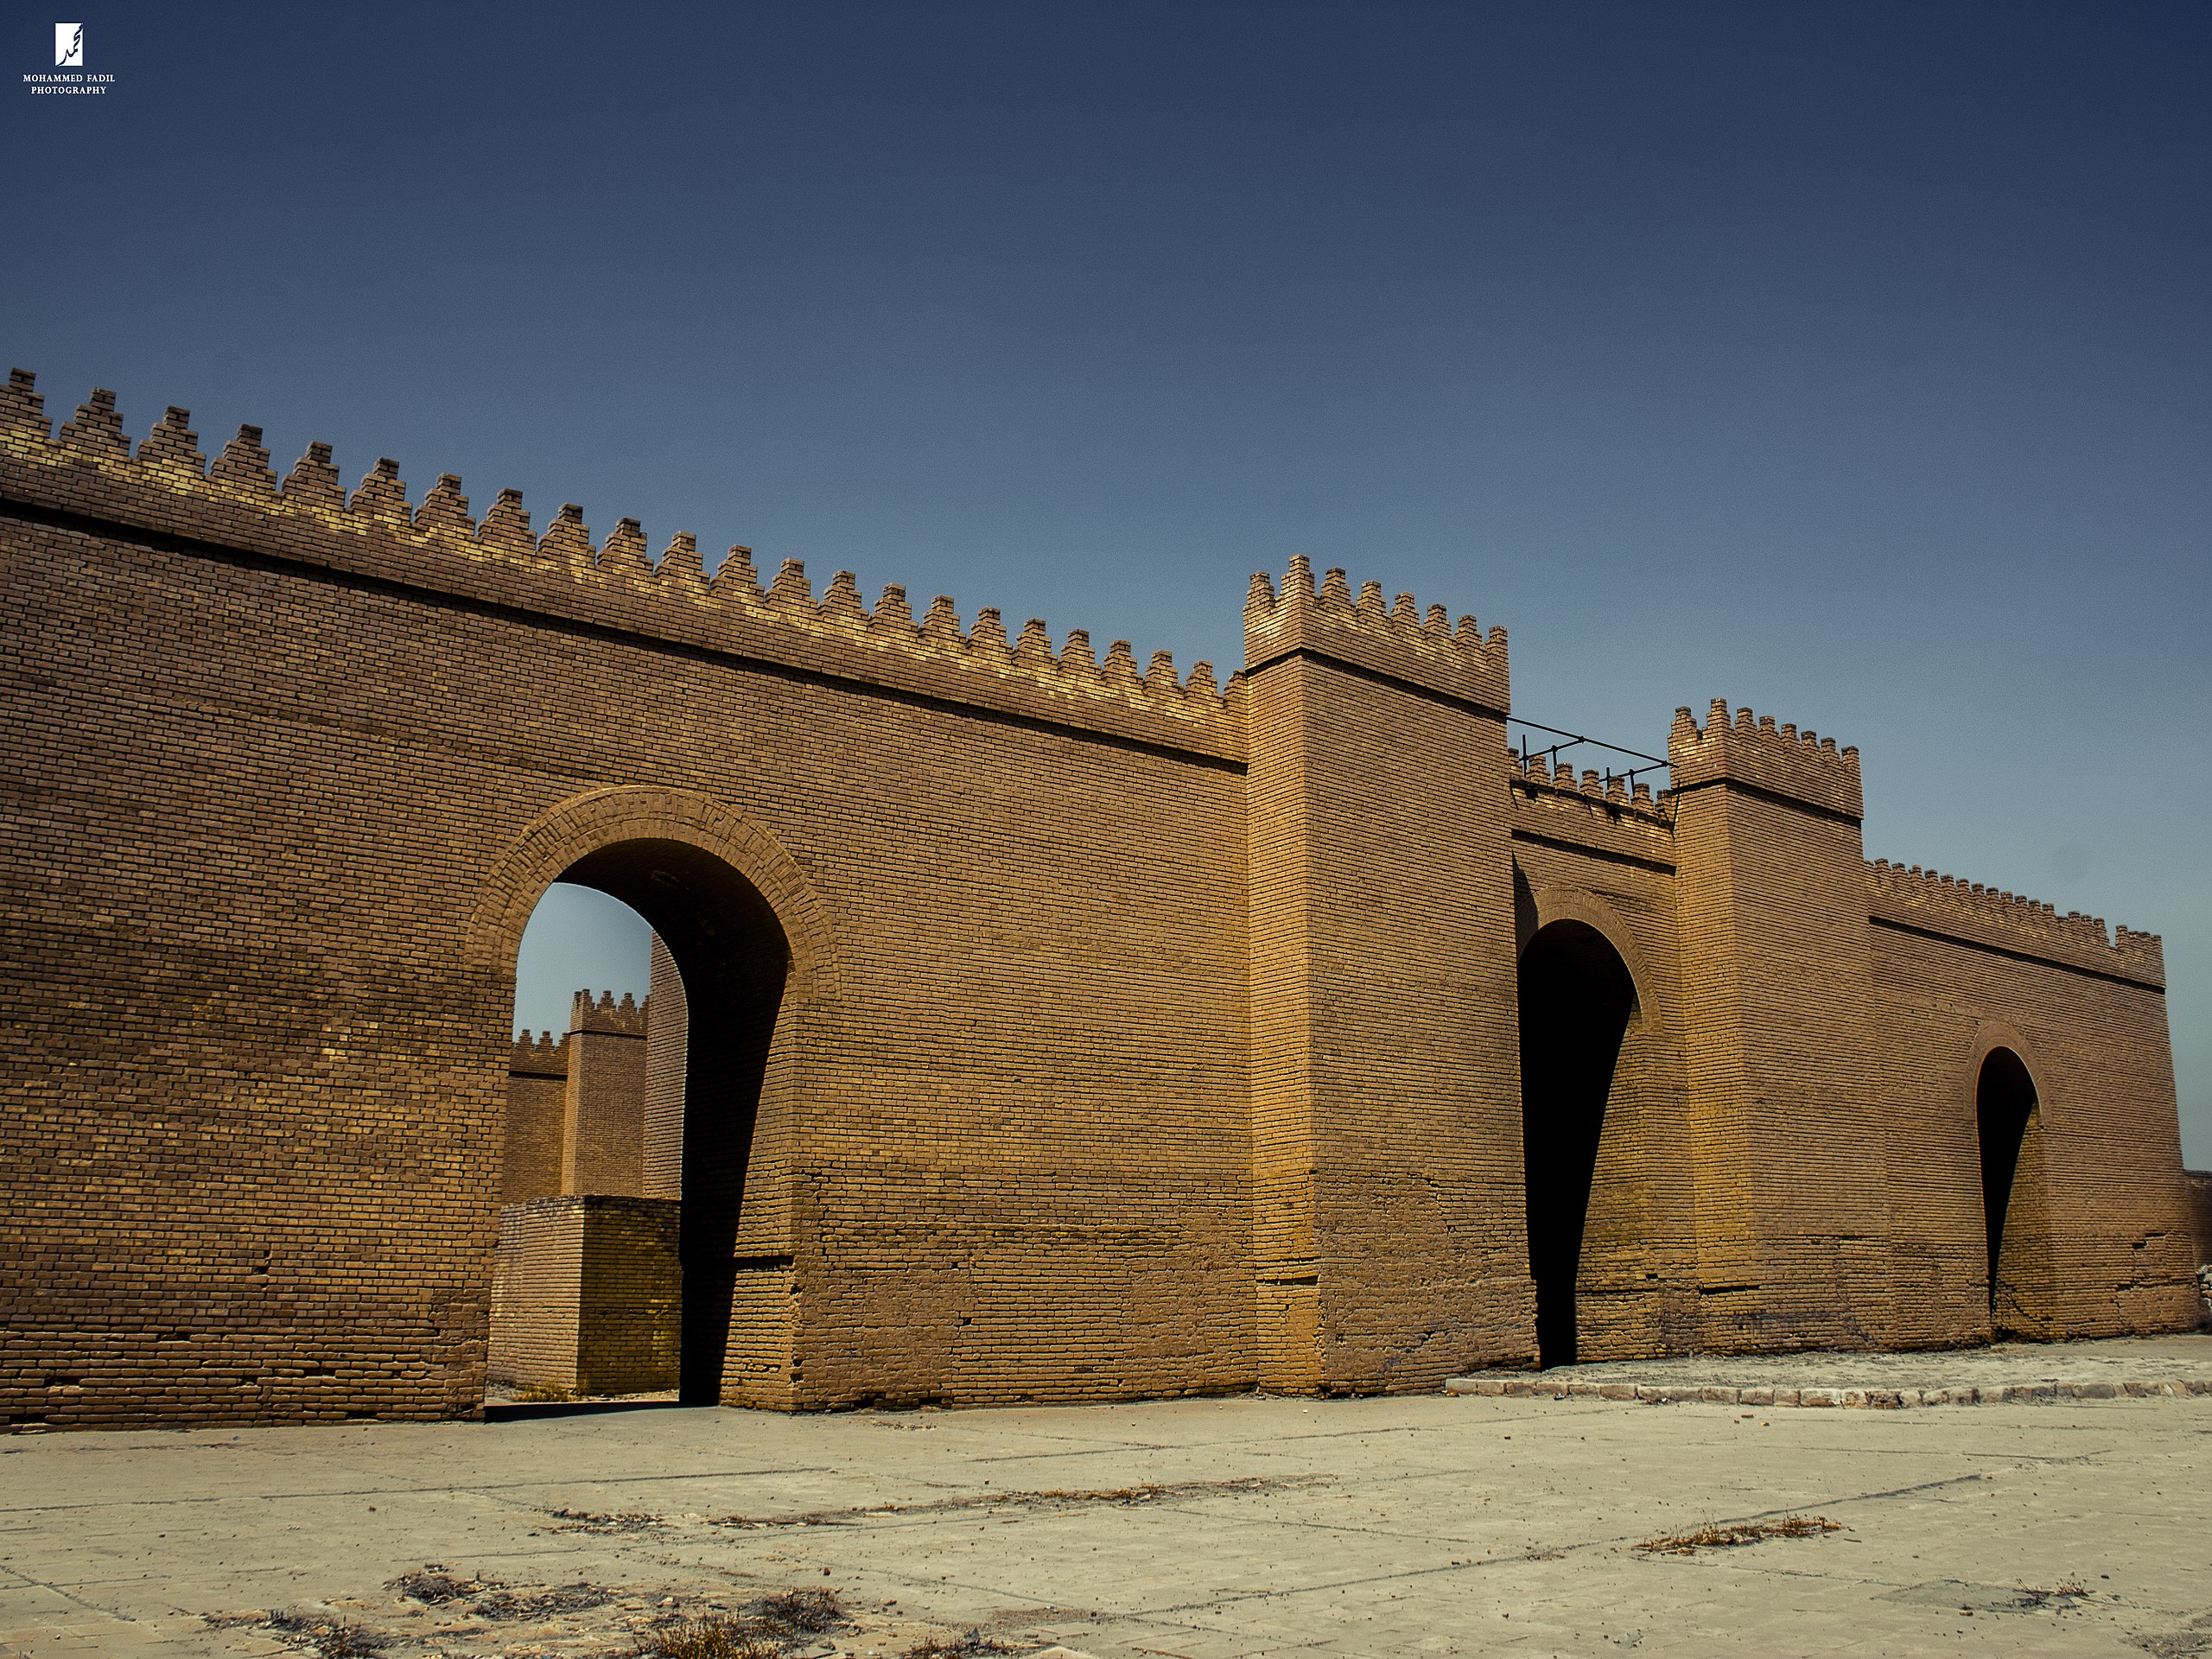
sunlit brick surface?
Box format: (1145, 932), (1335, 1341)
(0, 370), (2192, 1429)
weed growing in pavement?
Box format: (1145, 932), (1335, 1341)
(547, 1507), (666, 1533)
(1635, 1515), (1842, 1554)
(256, 1610), (391, 1656)
(474, 1583), (616, 1619)
(634, 1617), (784, 1659)
(389, 1566), (504, 1603)
(383, 1564), (613, 1620)
(755, 1588), (848, 1633)
(902, 1630), (1013, 1659)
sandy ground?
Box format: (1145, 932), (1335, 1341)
(4, 1337), (2210, 1658)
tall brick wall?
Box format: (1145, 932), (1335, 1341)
(0, 368), (2194, 1428)
(497, 982), (677, 1387)
(1865, 862), (2193, 1341)
(0, 376), (1252, 1424)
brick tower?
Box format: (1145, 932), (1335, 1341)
(1669, 701), (1896, 1348)
(1243, 556), (1535, 1389)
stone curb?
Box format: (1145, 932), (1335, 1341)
(1442, 1376), (2212, 1408)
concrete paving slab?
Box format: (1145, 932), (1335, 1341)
(0, 1377), (2207, 1657)
(1447, 1332), (2212, 1407)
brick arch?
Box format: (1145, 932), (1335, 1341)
(463, 785), (842, 1007)
(1520, 882), (1657, 1032)
(1962, 1020), (2051, 1128)
(1510, 875), (1681, 1366)
(1963, 1020), (2057, 1338)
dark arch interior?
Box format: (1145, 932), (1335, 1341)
(556, 837), (791, 1404)
(1975, 1047), (2037, 1311)
(1519, 919), (1636, 1369)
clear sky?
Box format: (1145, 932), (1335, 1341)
(9, 3), (2208, 1158)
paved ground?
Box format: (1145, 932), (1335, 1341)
(4, 1340), (2210, 1659)
(1448, 1333), (2212, 1407)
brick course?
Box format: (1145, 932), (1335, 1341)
(0, 370), (2194, 1427)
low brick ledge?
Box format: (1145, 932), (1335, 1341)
(1444, 1375), (2212, 1408)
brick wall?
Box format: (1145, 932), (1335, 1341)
(0, 368), (2193, 1427)
(1243, 561), (1530, 1389)
(1866, 899), (2193, 1340)
(562, 991), (648, 1198)
(643, 933), (687, 1200)
(1669, 702), (1897, 1351)
(1505, 779), (1700, 1361)
(489, 1199), (584, 1389)
(2188, 1172), (2212, 1272)
(504, 1033), (569, 1203)
(0, 378), (1252, 1423)
(490, 1196), (681, 1395)
(497, 982), (668, 1385)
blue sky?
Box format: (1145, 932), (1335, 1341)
(9, 2), (2207, 1158)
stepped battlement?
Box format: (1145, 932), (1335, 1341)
(1866, 859), (2164, 987)
(1510, 746), (1668, 821)
(1243, 555), (1509, 713)
(569, 988), (648, 1037)
(0, 359), (2193, 1432)
(510, 1030), (569, 1077)
(1669, 699), (1862, 819)
(0, 372), (1246, 766)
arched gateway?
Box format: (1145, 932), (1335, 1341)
(1517, 919), (1638, 1368)
(0, 372), (2192, 1427)
(472, 787), (838, 1405)
(1975, 1045), (2053, 1338)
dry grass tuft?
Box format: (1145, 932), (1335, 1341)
(1635, 1514), (1842, 1554)
(638, 1618), (783, 1659)
(756, 1587), (847, 1632)
(902, 1630), (1013, 1659)
(257, 1611), (391, 1656)
(546, 1506), (664, 1534)
(473, 1583), (613, 1620)
(388, 1566), (502, 1604)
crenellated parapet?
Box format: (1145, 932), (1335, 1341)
(1866, 859), (2165, 988)
(569, 988), (648, 1037)
(1669, 699), (1862, 819)
(0, 371), (1244, 766)
(1243, 555), (1508, 714)
(510, 1030), (569, 1077)
(1510, 747), (1668, 820)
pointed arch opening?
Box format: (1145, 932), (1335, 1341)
(1976, 1046), (2051, 1338)
(1518, 918), (1637, 1368)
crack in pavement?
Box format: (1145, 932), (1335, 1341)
(0, 1560), (137, 1624)
(0, 1465), (836, 1516)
